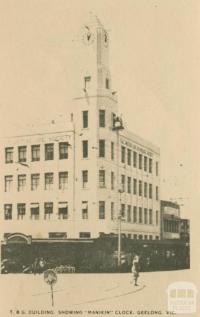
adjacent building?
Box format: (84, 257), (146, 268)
(0, 17), (161, 243)
(160, 200), (181, 240)
(180, 219), (190, 241)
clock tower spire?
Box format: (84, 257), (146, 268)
(73, 14), (112, 98)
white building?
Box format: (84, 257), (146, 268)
(0, 17), (160, 242)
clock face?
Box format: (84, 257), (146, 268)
(82, 30), (95, 45)
(103, 30), (109, 47)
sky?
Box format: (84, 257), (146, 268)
(0, 0), (200, 219)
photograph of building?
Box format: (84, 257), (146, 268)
(0, 16), (160, 242)
(0, 2), (199, 314)
(0, 14), (190, 276)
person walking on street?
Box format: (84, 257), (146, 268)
(131, 254), (140, 286)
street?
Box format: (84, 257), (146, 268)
(0, 269), (198, 316)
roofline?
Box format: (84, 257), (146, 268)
(120, 128), (160, 155)
(73, 94), (118, 103)
(161, 200), (180, 209)
(1, 129), (74, 140)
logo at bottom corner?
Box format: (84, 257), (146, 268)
(166, 281), (197, 314)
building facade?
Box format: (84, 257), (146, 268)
(0, 17), (161, 242)
(180, 219), (190, 241)
(160, 200), (181, 240)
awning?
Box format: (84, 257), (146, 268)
(58, 202), (68, 208)
(30, 203), (39, 208)
(82, 202), (88, 209)
(31, 203), (39, 215)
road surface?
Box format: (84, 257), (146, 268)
(0, 269), (198, 317)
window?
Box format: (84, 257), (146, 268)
(144, 208), (148, 224)
(82, 201), (88, 219)
(112, 112), (116, 128)
(144, 182), (147, 198)
(31, 145), (40, 161)
(99, 110), (105, 127)
(58, 202), (68, 219)
(99, 170), (106, 188)
(18, 174), (26, 191)
(79, 232), (91, 238)
(133, 178), (137, 195)
(105, 78), (109, 89)
(139, 235), (143, 240)
(59, 172), (68, 190)
(121, 174), (125, 192)
(30, 203), (39, 220)
(127, 205), (131, 222)
(121, 146), (126, 163)
(82, 170), (88, 188)
(149, 235), (153, 240)
(133, 234), (137, 240)
(4, 204), (12, 220)
(45, 173), (53, 190)
(149, 183), (152, 199)
(121, 204), (125, 219)
(82, 110), (88, 128)
(133, 151), (137, 167)
(99, 140), (105, 158)
(5, 147), (13, 163)
(111, 202), (114, 220)
(149, 209), (153, 224)
(44, 202), (53, 220)
(17, 203), (26, 220)
(111, 142), (114, 160)
(156, 210), (159, 226)
(84, 76), (91, 90)
(99, 201), (105, 219)
(5, 175), (13, 192)
(139, 207), (143, 223)
(31, 174), (40, 191)
(139, 154), (142, 169)
(127, 177), (131, 193)
(111, 171), (115, 190)
(45, 143), (54, 160)
(18, 146), (27, 162)
(49, 232), (67, 239)
(82, 140), (88, 158)
(156, 161), (159, 176)
(133, 206), (137, 223)
(59, 142), (68, 159)
(144, 235), (148, 240)
(156, 186), (159, 200)
(164, 220), (168, 232)
(139, 180), (142, 196)
(127, 149), (131, 165)
(144, 156), (147, 172)
(149, 158), (152, 173)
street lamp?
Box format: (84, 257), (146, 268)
(117, 188), (124, 267)
(112, 113), (124, 267)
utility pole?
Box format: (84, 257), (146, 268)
(117, 189), (123, 267)
(117, 213), (121, 266)
(112, 114), (124, 268)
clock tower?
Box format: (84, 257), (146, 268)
(71, 15), (119, 238)
(72, 15), (113, 98)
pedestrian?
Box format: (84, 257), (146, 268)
(131, 254), (140, 286)
(38, 257), (46, 273)
(33, 257), (39, 275)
